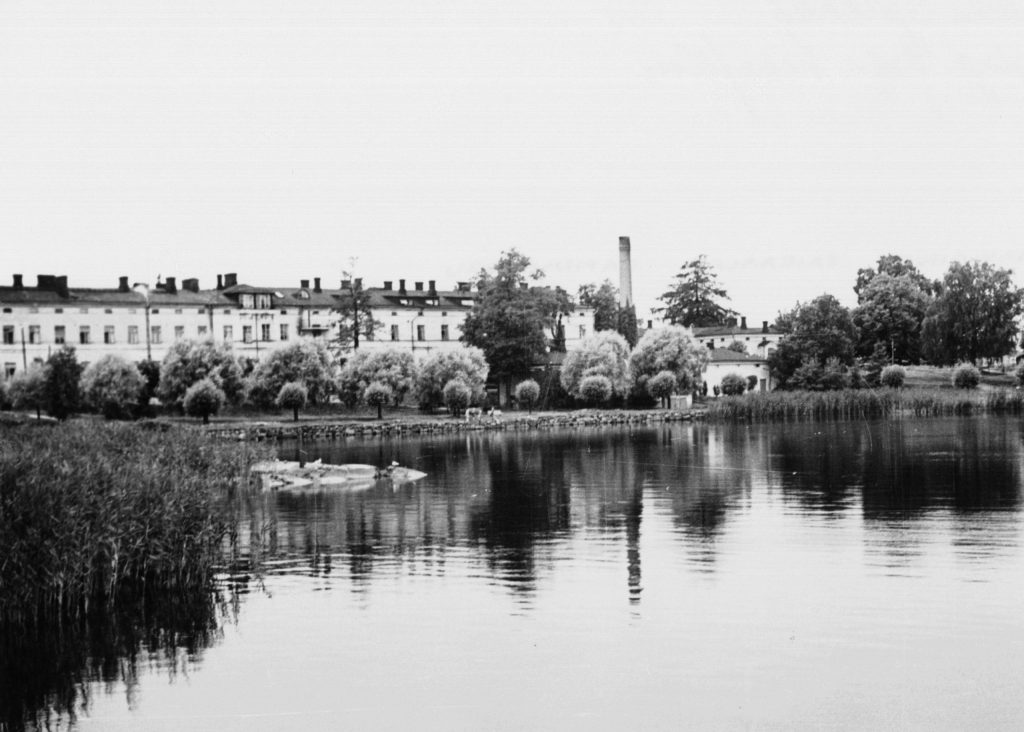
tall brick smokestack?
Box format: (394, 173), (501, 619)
(618, 236), (633, 307)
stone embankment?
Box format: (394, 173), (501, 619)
(205, 409), (699, 442)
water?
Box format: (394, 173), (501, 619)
(6, 417), (1024, 730)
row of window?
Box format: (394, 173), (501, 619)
(1, 323), (292, 346)
(388, 323), (452, 342)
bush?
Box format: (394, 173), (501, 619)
(952, 363), (980, 389)
(44, 346), (84, 420)
(880, 364), (906, 388)
(746, 375), (758, 393)
(183, 379), (226, 424)
(1015, 361), (1024, 387)
(7, 366), (47, 418)
(442, 379), (472, 416)
(646, 370), (676, 408)
(0, 379), (8, 410)
(720, 373), (746, 396)
(514, 379), (541, 413)
(275, 381), (308, 421)
(364, 381), (393, 419)
(579, 375), (613, 405)
(725, 340), (747, 354)
(81, 354), (145, 419)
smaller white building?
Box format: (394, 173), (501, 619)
(702, 348), (773, 394)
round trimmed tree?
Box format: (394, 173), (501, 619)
(579, 374), (613, 406)
(951, 363), (980, 389)
(442, 379), (472, 416)
(276, 381), (308, 422)
(81, 354), (145, 419)
(364, 381), (394, 420)
(720, 372), (746, 396)
(514, 379), (541, 413)
(646, 370), (676, 408)
(183, 378), (226, 424)
(880, 365), (906, 389)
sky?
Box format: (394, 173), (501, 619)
(2, 1), (1023, 324)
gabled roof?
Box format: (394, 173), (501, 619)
(707, 348), (766, 363)
(694, 324), (781, 338)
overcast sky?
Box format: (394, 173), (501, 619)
(2, 1), (1023, 323)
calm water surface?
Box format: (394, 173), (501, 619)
(9, 417), (1024, 730)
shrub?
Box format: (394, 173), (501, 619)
(952, 363), (980, 389)
(514, 379), (541, 413)
(746, 375), (758, 393)
(720, 373), (746, 396)
(364, 381), (393, 419)
(183, 378), (226, 424)
(646, 370), (676, 408)
(44, 346), (84, 420)
(1015, 361), (1024, 387)
(442, 379), (472, 416)
(275, 381), (308, 421)
(579, 375), (613, 405)
(7, 366), (47, 418)
(81, 354), (145, 419)
(880, 364), (906, 388)
(0, 378), (8, 410)
(725, 340), (747, 354)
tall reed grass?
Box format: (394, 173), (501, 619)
(705, 387), (1024, 422)
(0, 422), (271, 624)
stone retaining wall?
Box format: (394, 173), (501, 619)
(205, 410), (698, 442)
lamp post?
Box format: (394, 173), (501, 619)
(133, 282), (152, 361)
(409, 310), (423, 352)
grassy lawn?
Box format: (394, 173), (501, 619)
(903, 364), (1017, 390)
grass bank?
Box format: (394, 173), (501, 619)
(705, 387), (1024, 422)
(0, 422), (270, 624)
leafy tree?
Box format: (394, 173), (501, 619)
(579, 375), (613, 405)
(514, 379), (540, 413)
(275, 381), (308, 421)
(852, 273), (930, 363)
(560, 331), (631, 401)
(8, 365), (46, 418)
(746, 375), (758, 392)
(461, 250), (567, 383)
(578, 281), (639, 347)
(952, 363), (980, 389)
(136, 358), (161, 415)
(248, 339), (335, 407)
(414, 346), (489, 410)
(628, 326), (710, 396)
(336, 348), (417, 407)
(442, 379), (472, 416)
(0, 379), (7, 410)
(80, 354), (145, 419)
(768, 295), (858, 389)
(725, 340), (747, 354)
(655, 255), (736, 327)
(1016, 362), (1024, 387)
(880, 365), (906, 388)
(364, 381), (393, 419)
(854, 254), (933, 302)
(158, 340), (244, 407)
(921, 261), (1024, 365)
(331, 275), (382, 354)
(183, 378), (225, 424)
(720, 373), (746, 396)
(43, 346), (83, 420)
(646, 370), (677, 408)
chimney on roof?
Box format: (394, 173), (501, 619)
(118, 276), (130, 292)
(741, 316), (747, 330)
(647, 320), (653, 330)
(399, 279), (407, 296)
(164, 277), (177, 294)
(428, 280), (437, 297)
(762, 321), (769, 333)
(12, 274), (23, 289)
(519, 282), (528, 290)
(313, 277), (321, 293)
(55, 275), (69, 299)
(457, 281), (469, 292)
(217, 274), (224, 290)
(340, 279), (351, 290)
(38, 275), (56, 290)
(414, 281), (423, 291)
(354, 278), (362, 290)
(726, 316), (737, 328)
(183, 278), (199, 293)
(618, 236), (633, 307)
(383, 280), (393, 291)
(224, 273), (238, 288)
(300, 278), (309, 289)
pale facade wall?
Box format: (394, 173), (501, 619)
(702, 360), (773, 394)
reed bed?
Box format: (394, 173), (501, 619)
(705, 387), (1024, 422)
(0, 422), (270, 624)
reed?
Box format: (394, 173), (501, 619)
(0, 422), (271, 624)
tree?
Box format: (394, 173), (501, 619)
(921, 261), (1024, 365)
(952, 363), (980, 389)
(7, 365), (46, 418)
(852, 273), (931, 364)
(248, 339), (335, 407)
(514, 379), (540, 413)
(579, 375), (613, 405)
(880, 365), (906, 388)
(628, 326), (710, 396)
(560, 331), (631, 402)
(364, 381), (393, 419)
(158, 340), (244, 407)
(336, 348), (417, 407)
(275, 381), (308, 421)
(768, 295), (858, 389)
(578, 281), (639, 347)
(183, 378), (225, 424)
(331, 274), (382, 354)
(725, 340), (747, 354)
(460, 250), (567, 384)
(655, 255), (736, 327)
(414, 347), (489, 410)
(442, 379), (472, 416)
(854, 254), (933, 302)
(646, 370), (677, 408)
(43, 346), (83, 420)
(720, 373), (746, 396)
(136, 358), (161, 415)
(80, 354), (145, 419)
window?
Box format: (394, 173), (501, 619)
(579, 325), (586, 338)
(151, 308), (160, 314)
(280, 309), (287, 315)
(29, 307), (39, 314)
(104, 309), (113, 314)
(28, 325), (40, 344)
(198, 325), (208, 337)
(54, 326), (65, 344)
(104, 326), (115, 344)
(79, 326), (90, 344)
(441, 324), (449, 341)
(390, 324), (399, 341)
(223, 325), (233, 342)
(416, 324), (425, 341)
(54, 308), (63, 314)
(79, 308), (89, 314)
(243, 325), (253, 343)
(3, 363), (14, 379)
(261, 323), (271, 341)
(151, 325), (162, 344)
(280, 324), (289, 341)
(174, 325), (184, 340)
(197, 309), (205, 315)
(2, 308), (10, 313)
(441, 311), (448, 316)
(1, 326), (12, 345)
(174, 309), (183, 315)
(256, 294), (272, 309)
(128, 325), (139, 344)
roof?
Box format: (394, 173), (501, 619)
(707, 348), (766, 363)
(693, 324), (781, 338)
